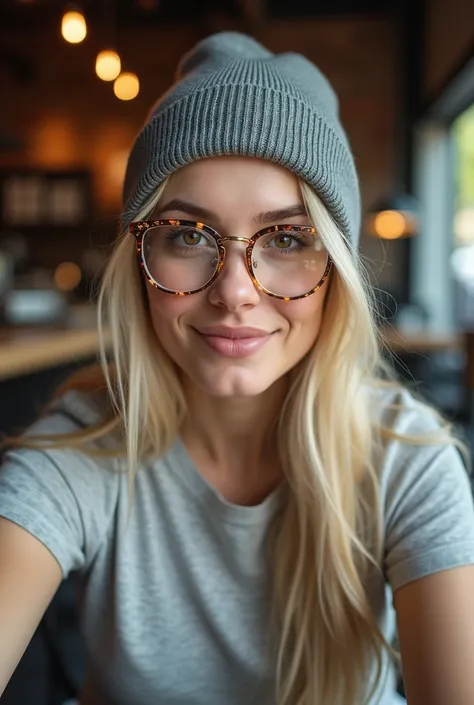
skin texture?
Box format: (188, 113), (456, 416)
(394, 564), (474, 705)
(144, 156), (330, 503)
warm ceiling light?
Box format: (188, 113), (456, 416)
(61, 10), (87, 44)
(114, 72), (140, 101)
(96, 49), (121, 81)
(137, 0), (160, 9)
(54, 262), (82, 291)
(373, 210), (408, 240)
(367, 194), (419, 239)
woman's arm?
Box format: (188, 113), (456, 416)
(0, 516), (62, 696)
(394, 564), (474, 705)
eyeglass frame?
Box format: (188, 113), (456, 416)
(130, 218), (333, 301)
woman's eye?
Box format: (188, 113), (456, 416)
(183, 231), (202, 246)
(273, 234), (293, 249)
(167, 228), (207, 246)
(268, 232), (305, 249)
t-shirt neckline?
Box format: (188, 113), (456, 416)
(165, 436), (287, 526)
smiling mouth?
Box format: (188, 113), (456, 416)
(193, 327), (275, 358)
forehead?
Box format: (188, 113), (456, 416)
(161, 156), (302, 205)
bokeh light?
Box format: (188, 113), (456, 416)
(114, 72), (140, 100)
(95, 50), (121, 82)
(373, 210), (408, 240)
(54, 262), (82, 291)
(61, 10), (87, 44)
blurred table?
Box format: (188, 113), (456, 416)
(0, 304), (110, 382)
(381, 326), (461, 354)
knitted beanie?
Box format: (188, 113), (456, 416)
(123, 31), (361, 249)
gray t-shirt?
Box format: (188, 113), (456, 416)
(1, 387), (474, 705)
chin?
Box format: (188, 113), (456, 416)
(191, 366), (276, 398)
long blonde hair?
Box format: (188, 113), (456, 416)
(7, 175), (463, 705)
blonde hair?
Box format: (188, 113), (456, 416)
(6, 175), (464, 705)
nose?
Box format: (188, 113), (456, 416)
(207, 240), (260, 311)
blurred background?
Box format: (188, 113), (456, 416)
(0, 0), (473, 702)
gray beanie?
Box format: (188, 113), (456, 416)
(123, 31), (361, 249)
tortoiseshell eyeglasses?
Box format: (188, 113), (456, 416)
(130, 219), (332, 301)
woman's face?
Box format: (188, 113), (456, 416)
(145, 156), (329, 397)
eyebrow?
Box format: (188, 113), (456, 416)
(156, 198), (308, 224)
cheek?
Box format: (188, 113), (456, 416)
(282, 297), (326, 368)
(146, 289), (187, 340)
(145, 287), (209, 359)
(278, 294), (326, 339)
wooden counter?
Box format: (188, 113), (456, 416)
(381, 326), (461, 355)
(0, 306), (110, 382)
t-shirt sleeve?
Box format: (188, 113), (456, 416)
(380, 392), (474, 592)
(0, 394), (120, 578)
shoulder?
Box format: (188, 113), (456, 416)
(368, 382), (445, 438)
(7, 387), (123, 513)
(365, 383), (474, 590)
(0, 390), (121, 577)
(33, 388), (114, 437)
(366, 381), (469, 497)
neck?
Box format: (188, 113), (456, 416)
(179, 376), (288, 505)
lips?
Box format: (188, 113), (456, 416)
(196, 326), (271, 339)
(193, 325), (274, 358)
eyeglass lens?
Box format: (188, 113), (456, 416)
(141, 224), (328, 297)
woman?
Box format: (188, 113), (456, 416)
(1, 31), (474, 705)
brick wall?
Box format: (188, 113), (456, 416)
(424, 0), (474, 101)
